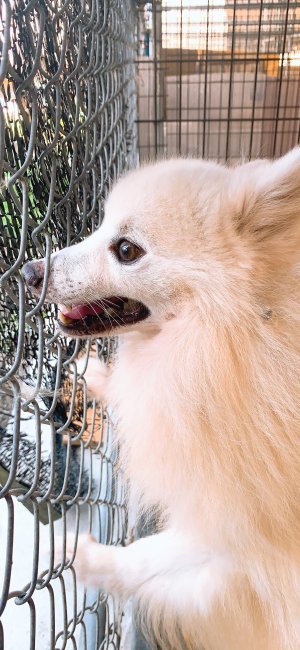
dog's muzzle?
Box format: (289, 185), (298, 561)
(21, 260), (45, 291)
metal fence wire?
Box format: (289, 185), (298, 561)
(0, 0), (137, 648)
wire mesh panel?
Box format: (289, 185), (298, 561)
(0, 0), (137, 648)
(137, 0), (300, 162)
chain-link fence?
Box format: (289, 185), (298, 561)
(137, 0), (300, 161)
(0, 0), (137, 648)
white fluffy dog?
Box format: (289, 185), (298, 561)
(23, 150), (300, 649)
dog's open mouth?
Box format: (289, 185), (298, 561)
(57, 297), (150, 336)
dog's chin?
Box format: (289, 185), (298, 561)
(56, 297), (150, 338)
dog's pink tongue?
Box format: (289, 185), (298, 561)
(59, 297), (123, 320)
(59, 302), (104, 320)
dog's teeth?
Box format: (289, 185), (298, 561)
(104, 301), (138, 316)
(105, 303), (126, 316)
(59, 311), (73, 325)
(58, 303), (73, 314)
(106, 307), (117, 316)
(124, 299), (136, 312)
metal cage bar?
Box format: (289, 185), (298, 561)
(136, 0), (300, 162)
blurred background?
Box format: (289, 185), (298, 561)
(136, 1), (300, 161)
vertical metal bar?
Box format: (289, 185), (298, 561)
(0, 621), (3, 650)
(178, 0), (183, 155)
(249, 0), (264, 160)
(238, 2), (250, 160)
(202, 0), (210, 159)
(28, 598), (36, 650)
(153, 0), (158, 155)
(272, 0), (290, 158)
(0, 496), (14, 617)
(225, 0), (237, 162)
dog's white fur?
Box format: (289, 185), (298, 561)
(42, 151), (300, 648)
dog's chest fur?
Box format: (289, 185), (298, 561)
(107, 324), (201, 509)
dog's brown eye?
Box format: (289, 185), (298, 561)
(114, 239), (144, 264)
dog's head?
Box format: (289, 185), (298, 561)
(22, 149), (300, 338)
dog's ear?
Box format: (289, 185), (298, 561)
(233, 148), (300, 265)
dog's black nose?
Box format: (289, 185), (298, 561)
(21, 260), (45, 289)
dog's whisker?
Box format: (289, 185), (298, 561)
(90, 299), (122, 328)
(87, 299), (127, 330)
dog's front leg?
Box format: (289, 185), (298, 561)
(67, 532), (280, 650)
(68, 529), (232, 607)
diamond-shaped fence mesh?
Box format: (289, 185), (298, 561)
(0, 0), (137, 648)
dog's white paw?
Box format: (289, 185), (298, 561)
(52, 533), (75, 569)
(53, 533), (117, 590)
(69, 533), (102, 586)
